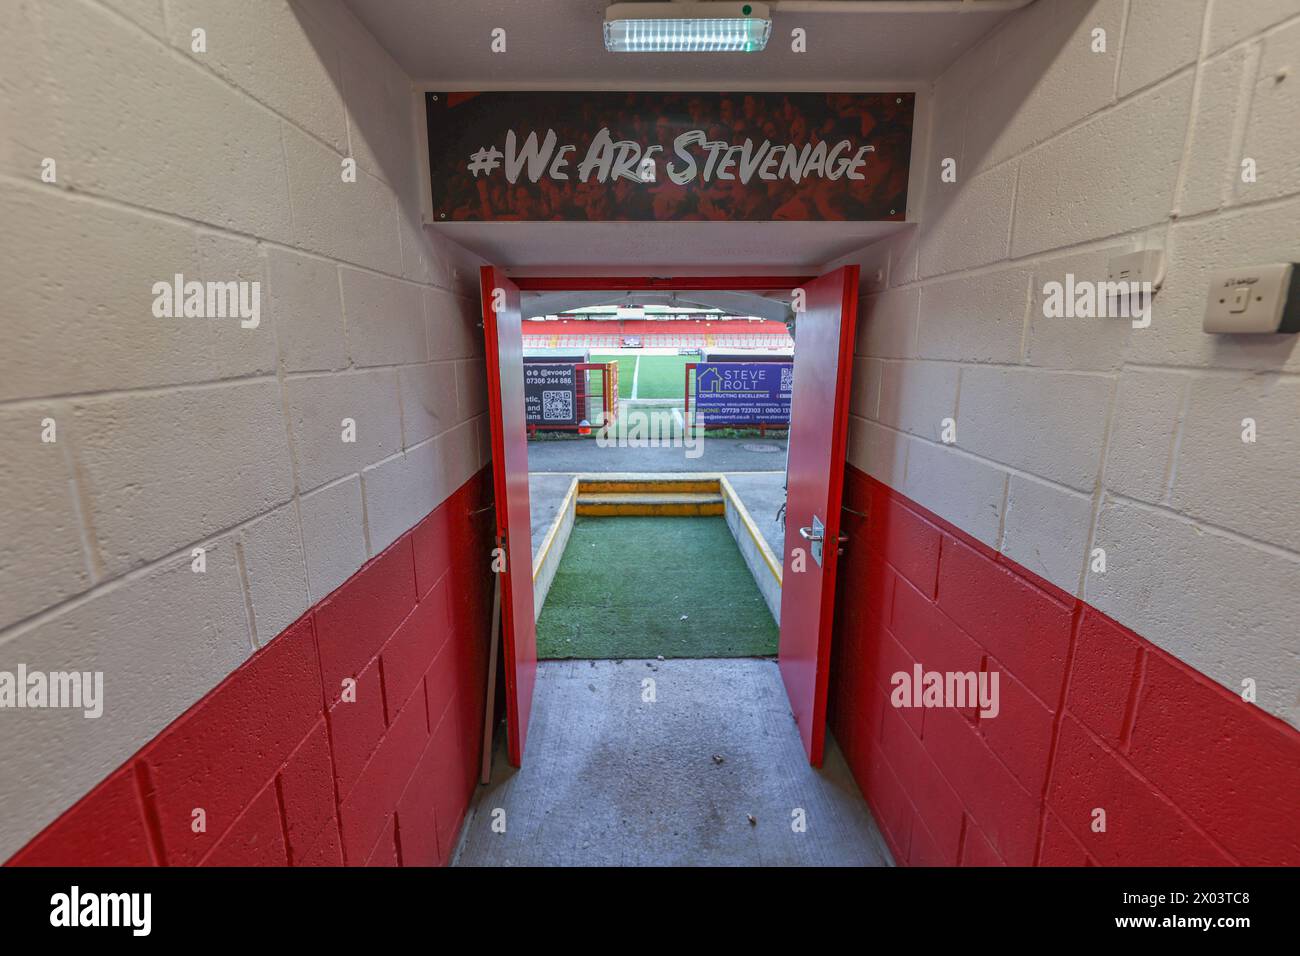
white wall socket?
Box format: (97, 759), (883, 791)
(1203, 263), (1300, 334)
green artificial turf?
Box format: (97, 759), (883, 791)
(536, 515), (779, 659)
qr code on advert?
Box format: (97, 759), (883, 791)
(542, 390), (573, 421)
(779, 367), (794, 391)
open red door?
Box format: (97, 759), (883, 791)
(778, 265), (860, 766)
(480, 266), (537, 767)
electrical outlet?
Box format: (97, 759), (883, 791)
(1203, 263), (1300, 334)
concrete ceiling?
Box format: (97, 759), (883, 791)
(342, 0), (1025, 270)
(439, 220), (908, 274)
(343, 0), (1031, 89)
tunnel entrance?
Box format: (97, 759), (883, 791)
(482, 270), (859, 773)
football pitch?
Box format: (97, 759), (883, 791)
(590, 354), (636, 399)
(591, 353), (693, 400)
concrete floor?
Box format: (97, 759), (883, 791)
(529, 473), (577, 557)
(528, 436), (787, 473)
(724, 472), (787, 558)
(453, 659), (892, 867)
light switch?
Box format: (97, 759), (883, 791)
(1230, 286), (1250, 313)
(1203, 263), (1300, 334)
(1107, 249), (1164, 288)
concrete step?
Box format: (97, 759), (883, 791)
(575, 492), (725, 516)
(577, 477), (721, 494)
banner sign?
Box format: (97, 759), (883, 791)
(524, 362), (579, 426)
(693, 362), (793, 425)
(426, 92), (913, 222)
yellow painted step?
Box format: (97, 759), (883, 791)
(577, 478), (721, 494)
(575, 492), (725, 517)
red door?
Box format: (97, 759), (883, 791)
(778, 266), (860, 766)
(480, 266), (537, 766)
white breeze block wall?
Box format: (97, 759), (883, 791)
(0, 0), (486, 859)
(843, 0), (1300, 728)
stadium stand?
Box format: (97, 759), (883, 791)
(522, 317), (792, 350)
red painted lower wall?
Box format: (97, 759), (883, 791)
(14, 460), (1294, 867)
(830, 465), (1300, 867)
(7, 467), (496, 867)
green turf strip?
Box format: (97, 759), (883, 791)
(590, 354), (636, 399)
(633, 354), (691, 399)
(536, 515), (778, 659)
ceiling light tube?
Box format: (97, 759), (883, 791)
(604, 2), (772, 52)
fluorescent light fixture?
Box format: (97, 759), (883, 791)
(604, 2), (772, 53)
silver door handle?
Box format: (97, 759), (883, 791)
(799, 526), (849, 543)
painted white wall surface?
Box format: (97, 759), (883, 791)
(0, 0), (487, 859)
(842, 0), (1300, 728)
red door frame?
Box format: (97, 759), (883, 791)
(776, 266), (860, 766)
(485, 269), (856, 768)
(480, 268), (537, 767)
